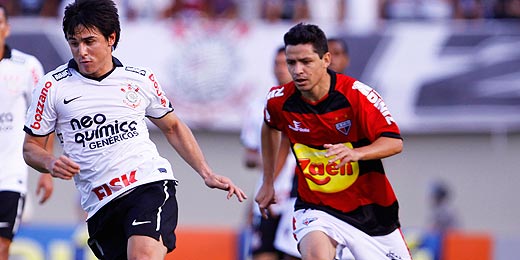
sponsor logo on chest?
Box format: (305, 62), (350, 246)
(335, 120), (351, 136)
(92, 170), (137, 201)
(69, 113), (139, 149)
(120, 83), (142, 108)
(288, 120), (310, 132)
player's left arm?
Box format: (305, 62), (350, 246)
(36, 134), (55, 204)
(27, 57), (55, 204)
(150, 113), (247, 202)
(328, 81), (403, 167)
(255, 122), (281, 219)
(324, 136), (403, 168)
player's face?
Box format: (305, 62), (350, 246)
(285, 43), (330, 100)
(0, 9), (10, 47)
(67, 25), (116, 78)
(328, 41), (349, 73)
(274, 51), (291, 85)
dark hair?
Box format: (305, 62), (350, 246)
(0, 4), (8, 21)
(63, 0), (121, 49)
(432, 181), (450, 202)
(283, 23), (328, 58)
(275, 46), (285, 55)
(328, 37), (349, 55)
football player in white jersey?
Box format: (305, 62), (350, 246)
(240, 46), (296, 260)
(0, 4), (54, 260)
(22, 0), (247, 259)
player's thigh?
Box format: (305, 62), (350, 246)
(299, 230), (337, 260)
(127, 235), (167, 259)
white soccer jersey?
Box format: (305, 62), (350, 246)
(0, 47), (44, 194)
(24, 58), (176, 218)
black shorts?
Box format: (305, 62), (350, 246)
(251, 213), (283, 256)
(0, 191), (25, 240)
(87, 180), (178, 260)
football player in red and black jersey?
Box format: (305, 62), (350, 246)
(255, 23), (411, 260)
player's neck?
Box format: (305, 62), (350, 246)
(303, 72), (331, 102)
(0, 45), (5, 60)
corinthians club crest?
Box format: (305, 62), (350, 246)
(121, 83), (142, 108)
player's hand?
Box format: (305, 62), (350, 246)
(204, 174), (248, 202)
(36, 173), (54, 204)
(324, 143), (361, 168)
(48, 155), (80, 180)
(255, 183), (276, 219)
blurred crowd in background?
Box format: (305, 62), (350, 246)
(1, 0), (519, 22)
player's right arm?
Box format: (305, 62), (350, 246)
(23, 134), (80, 180)
(255, 122), (281, 219)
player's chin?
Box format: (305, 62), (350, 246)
(294, 82), (311, 91)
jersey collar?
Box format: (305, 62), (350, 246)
(1, 45), (12, 60)
(67, 56), (124, 81)
(327, 68), (337, 93)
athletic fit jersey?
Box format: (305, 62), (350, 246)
(264, 70), (402, 236)
(24, 58), (176, 218)
(0, 46), (44, 194)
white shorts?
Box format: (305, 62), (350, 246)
(275, 200), (354, 260)
(293, 209), (411, 260)
(273, 198), (300, 258)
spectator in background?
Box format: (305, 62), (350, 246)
(493, 0), (520, 18)
(0, 4), (54, 259)
(161, 0), (239, 20)
(207, 0), (239, 19)
(125, 0), (171, 20)
(162, 0), (212, 19)
(327, 37), (350, 74)
(379, 0), (454, 20)
(260, 0), (308, 23)
(48, 0), (129, 19)
(306, 0), (345, 25)
(429, 181), (459, 233)
(452, 0), (486, 19)
(11, 0), (44, 16)
(421, 180), (460, 260)
(39, 0), (63, 17)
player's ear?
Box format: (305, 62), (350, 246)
(107, 32), (116, 47)
(323, 52), (331, 68)
(3, 23), (10, 38)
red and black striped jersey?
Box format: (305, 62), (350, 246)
(264, 70), (402, 236)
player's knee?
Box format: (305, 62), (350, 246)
(128, 248), (165, 260)
(299, 243), (336, 260)
(299, 232), (337, 260)
(0, 238), (11, 260)
(127, 235), (167, 260)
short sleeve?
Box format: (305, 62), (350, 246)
(352, 81), (400, 141)
(143, 71), (173, 118)
(24, 78), (57, 136)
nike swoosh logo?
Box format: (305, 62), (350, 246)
(0, 222), (10, 228)
(64, 96), (82, 104)
(132, 220), (151, 226)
